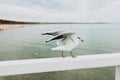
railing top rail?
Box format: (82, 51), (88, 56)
(0, 53), (120, 76)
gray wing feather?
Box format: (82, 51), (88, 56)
(41, 31), (62, 36)
(45, 32), (75, 43)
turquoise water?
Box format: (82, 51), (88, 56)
(0, 24), (119, 80)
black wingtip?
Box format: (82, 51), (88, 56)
(45, 41), (49, 43)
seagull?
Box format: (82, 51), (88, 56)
(41, 30), (84, 58)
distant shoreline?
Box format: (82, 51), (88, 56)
(0, 24), (31, 31)
(0, 19), (111, 24)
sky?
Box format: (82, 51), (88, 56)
(0, 0), (120, 22)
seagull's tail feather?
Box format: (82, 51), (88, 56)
(51, 47), (59, 50)
(51, 46), (64, 51)
(51, 46), (71, 51)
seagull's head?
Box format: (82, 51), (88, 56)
(77, 36), (84, 42)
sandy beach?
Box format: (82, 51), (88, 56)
(0, 24), (30, 31)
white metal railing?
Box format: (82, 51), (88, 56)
(0, 53), (120, 80)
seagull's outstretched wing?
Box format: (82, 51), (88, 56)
(41, 30), (62, 36)
(45, 32), (75, 43)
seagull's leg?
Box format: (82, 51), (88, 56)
(70, 51), (76, 58)
(62, 51), (65, 57)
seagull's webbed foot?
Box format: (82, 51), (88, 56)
(72, 55), (77, 58)
(70, 51), (77, 58)
(62, 55), (66, 57)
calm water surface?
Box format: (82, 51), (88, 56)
(0, 24), (119, 80)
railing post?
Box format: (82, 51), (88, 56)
(115, 66), (120, 80)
